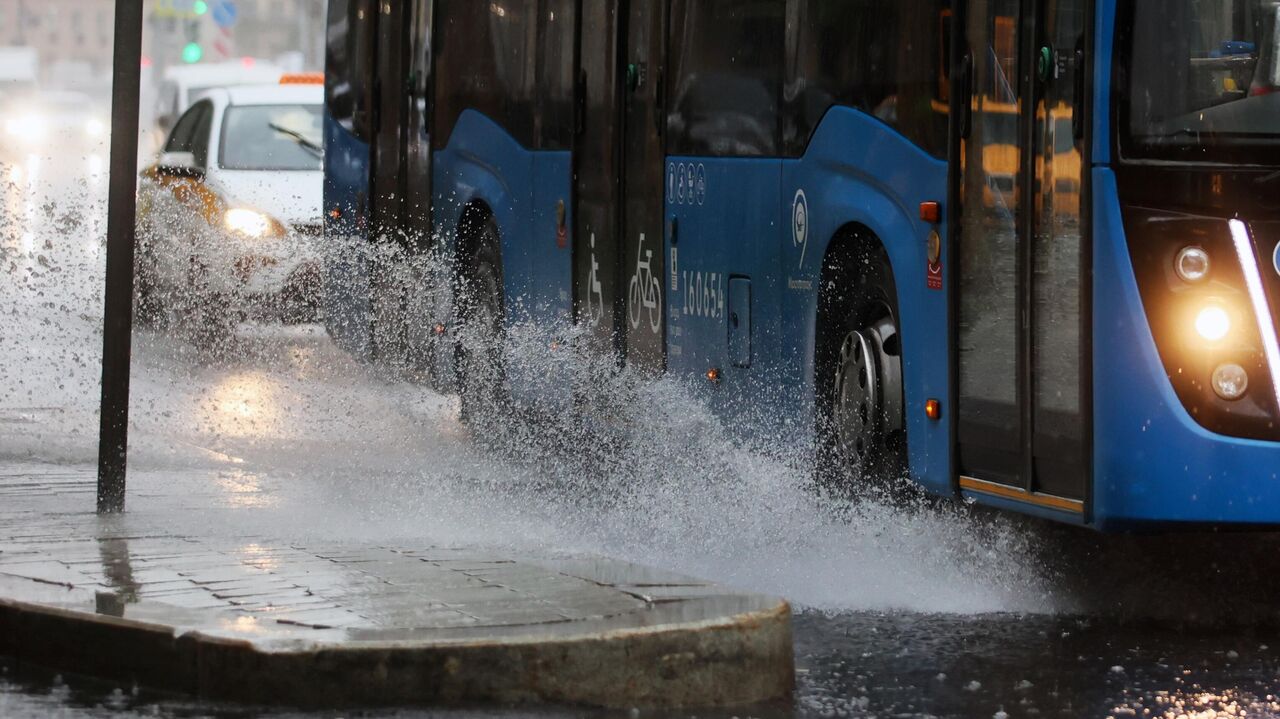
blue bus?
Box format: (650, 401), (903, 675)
(322, 0), (1280, 530)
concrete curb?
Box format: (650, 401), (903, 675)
(0, 579), (794, 708)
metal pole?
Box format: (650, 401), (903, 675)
(97, 0), (146, 514)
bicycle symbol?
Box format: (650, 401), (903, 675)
(585, 232), (605, 326)
(628, 232), (662, 333)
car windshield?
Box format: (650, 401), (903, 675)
(1124, 0), (1280, 164)
(219, 104), (323, 171)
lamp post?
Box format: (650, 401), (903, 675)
(97, 0), (145, 514)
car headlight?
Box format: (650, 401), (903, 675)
(224, 208), (283, 239)
(85, 118), (106, 138)
(4, 114), (44, 142)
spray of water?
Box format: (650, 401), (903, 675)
(2, 152), (1061, 617)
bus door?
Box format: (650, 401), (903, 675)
(619, 0), (668, 370)
(368, 0), (411, 363)
(573, 1), (626, 357)
(369, 0), (441, 374)
(398, 0), (444, 381)
(323, 0), (377, 357)
(573, 0), (667, 371)
(954, 0), (1090, 514)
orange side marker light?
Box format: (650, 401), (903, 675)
(925, 399), (942, 421)
(919, 201), (941, 225)
(705, 368), (721, 384)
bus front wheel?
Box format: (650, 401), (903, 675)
(817, 240), (906, 496)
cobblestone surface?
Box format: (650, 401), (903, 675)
(0, 462), (776, 636)
(0, 462), (793, 708)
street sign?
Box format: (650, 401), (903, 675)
(211, 0), (237, 28)
(153, 0), (208, 20)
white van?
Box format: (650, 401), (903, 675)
(154, 61), (284, 136)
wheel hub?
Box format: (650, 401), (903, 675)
(833, 329), (881, 468)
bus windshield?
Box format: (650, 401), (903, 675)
(1125, 0), (1280, 164)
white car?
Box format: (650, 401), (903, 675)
(136, 80), (324, 346)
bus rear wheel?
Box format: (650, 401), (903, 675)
(454, 217), (508, 430)
(818, 241), (906, 497)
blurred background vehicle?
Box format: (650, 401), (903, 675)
(135, 78), (324, 347)
(0, 46), (39, 99)
(152, 60), (285, 145)
(0, 89), (108, 163)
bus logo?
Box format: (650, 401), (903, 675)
(668, 162), (707, 206)
(792, 189), (809, 268)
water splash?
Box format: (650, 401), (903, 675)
(2, 154), (1059, 617)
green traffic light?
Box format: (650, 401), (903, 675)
(182, 42), (203, 63)
(192, 1), (208, 14)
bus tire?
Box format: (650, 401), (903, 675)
(816, 236), (907, 499)
(454, 215), (508, 430)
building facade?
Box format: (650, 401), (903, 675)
(0, 0), (322, 89)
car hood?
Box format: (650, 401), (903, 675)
(214, 170), (323, 228)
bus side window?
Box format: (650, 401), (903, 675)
(325, 0), (375, 140)
(781, 0), (951, 159)
(535, 0), (576, 150)
(433, 0), (538, 150)
(667, 0), (786, 158)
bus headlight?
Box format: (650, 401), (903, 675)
(1194, 305), (1231, 342)
(1211, 363), (1249, 401)
(1175, 246), (1211, 283)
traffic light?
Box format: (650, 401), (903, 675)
(182, 16), (202, 64)
(192, 1), (209, 14)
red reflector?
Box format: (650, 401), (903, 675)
(919, 201), (941, 224)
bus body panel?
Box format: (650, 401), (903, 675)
(1093, 168), (1280, 530)
(530, 153), (574, 329)
(663, 157), (788, 435)
(782, 107), (953, 497)
(432, 109), (574, 410)
(522, 150), (574, 411)
(322, 110), (373, 359)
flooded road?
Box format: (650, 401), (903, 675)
(5, 154), (1280, 718)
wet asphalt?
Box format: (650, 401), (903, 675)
(4, 608), (1280, 718)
